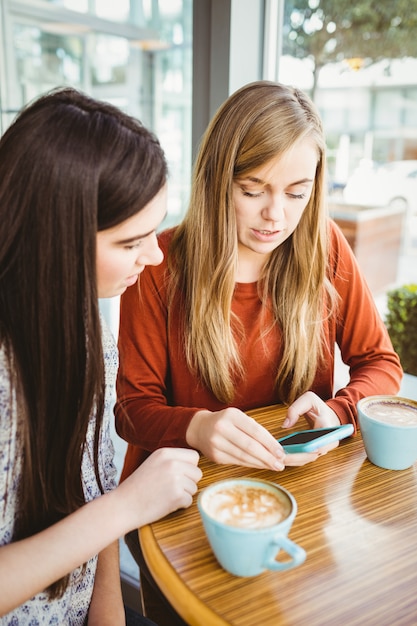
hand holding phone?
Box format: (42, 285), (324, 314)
(278, 424), (354, 454)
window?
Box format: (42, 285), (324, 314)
(0, 0), (192, 227)
(280, 0), (417, 181)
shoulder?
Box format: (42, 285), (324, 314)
(326, 218), (374, 306)
(328, 218), (351, 254)
(327, 218), (359, 278)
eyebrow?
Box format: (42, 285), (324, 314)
(116, 233), (150, 245)
(115, 211), (167, 245)
(241, 176), (314, 185)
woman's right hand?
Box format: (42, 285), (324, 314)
(186, 408), (286, 471)
(117, 448), (202, 530)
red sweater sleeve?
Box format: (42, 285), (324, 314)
(324, 221), (402, 425)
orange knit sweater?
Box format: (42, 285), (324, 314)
(115, 221), (402, 480)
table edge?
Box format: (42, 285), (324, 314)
(139, 525), (229, 626)
(138, 404), (286, 625)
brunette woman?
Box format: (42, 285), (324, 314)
(0, 88), (201, 624)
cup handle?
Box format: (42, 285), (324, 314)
(264, 535), (306, 571)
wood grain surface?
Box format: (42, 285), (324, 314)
(140, 405), (417, 625)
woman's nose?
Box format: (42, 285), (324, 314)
(137, 233), (164, 267)
(262, 193), (285, 222)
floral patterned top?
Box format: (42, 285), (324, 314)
(0, 317), (118, 625)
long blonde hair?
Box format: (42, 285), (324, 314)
(169, 81), (337, 405)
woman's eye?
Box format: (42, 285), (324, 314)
(287, 192), (307, 200)
(124, 242), (141, 250)
(243, 190), (263, 198)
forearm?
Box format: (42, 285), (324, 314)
(87, 542), (124, 626)
(328, 360), (402, 428)
(115, 396), (197, 450)
(0, 490), (128, 616)
(331, 341), (402, 427)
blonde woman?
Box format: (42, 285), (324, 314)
(116, 80), (402, 625)
(116, 80), (401, 475)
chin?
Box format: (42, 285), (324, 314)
(101, 287), (126, 298)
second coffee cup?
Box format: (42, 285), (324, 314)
(357, 395), (417, 470)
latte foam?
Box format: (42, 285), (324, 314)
(202, 484), (291, 529)
(363, 399), (417, 426)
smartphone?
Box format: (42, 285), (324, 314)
(277, 424), (354, 453)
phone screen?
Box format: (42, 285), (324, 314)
(281, 427), (340, 445)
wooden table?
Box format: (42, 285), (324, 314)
(139, 405), (417, 625)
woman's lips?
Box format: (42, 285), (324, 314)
(252, 228), (282, 242)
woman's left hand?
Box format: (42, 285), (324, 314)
(280, 391), (342, 467)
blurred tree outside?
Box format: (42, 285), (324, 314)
(283, 0), (417, 100)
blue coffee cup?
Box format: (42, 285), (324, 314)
(357, 395), (417, 470)
(197, 478), (306, 577)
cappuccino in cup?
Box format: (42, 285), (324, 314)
(357, 395), (417, 470)
(361, 398), (417, 425)
(198, 478), (306, 577)
(202, 483), (291, 529)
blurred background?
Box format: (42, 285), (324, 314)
(2, 1), (417, 230)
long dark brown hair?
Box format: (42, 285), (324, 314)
(0, 88), (167, 596)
